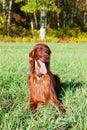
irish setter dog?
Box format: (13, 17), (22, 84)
(28, 44), (66, 113)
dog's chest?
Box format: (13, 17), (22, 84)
(29, 74), (54, 101)
(37, 74), (50, 84)
(30, 74), (51, 90)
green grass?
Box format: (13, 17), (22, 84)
(0, 43), (87, 130)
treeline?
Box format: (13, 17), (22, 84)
(0, 0), (87, 37)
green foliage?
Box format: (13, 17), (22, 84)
(83, 22), (87, 31)
(15, 0), (24, 3)
(57, 26), (81, 38)
(21, 0), (58, 13)
(0, 0), (87, 37)
(0, 16), (6, 33)
(0, 25), (87, 43)
(10, 24), (31, 37)
(0, 43), (87, 129)
(21, 1), (41, 13)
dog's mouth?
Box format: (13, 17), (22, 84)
(36, 60), (47, 74)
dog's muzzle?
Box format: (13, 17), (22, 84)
(36, 60), (47, 74)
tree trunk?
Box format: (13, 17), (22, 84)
(2, 0), (6, 16)
(34, 11), (38, 28)
(71, 11), (74, 24)
(30, 21), (34, 30)
(40, 4), (46, 40)
(7, 0), (13, 35)
(57, 0), (60, 29)
(84, 0), (87, 24)
(63, 11), (66, 27)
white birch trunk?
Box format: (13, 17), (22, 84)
(31, 21), (34, 30)
(57, 0), (60, 29)
(40, 5), (46, 40)
(57, 12), (60, 28)
(34, 11), (38, 28)
(7, 0), (13, 35)
(2, 0), (6, 16)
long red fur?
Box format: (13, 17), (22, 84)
(28, 44), (66, 113)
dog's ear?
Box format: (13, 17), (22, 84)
(29, 49), (34, 58)
(29, 49), (34, 73)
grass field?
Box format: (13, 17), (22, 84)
(0, 43), (87, 130)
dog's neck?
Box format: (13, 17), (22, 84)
(35, 71), (43, 83)
(35, 71), (43, 78)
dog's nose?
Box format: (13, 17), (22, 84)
(45, 55), (50, 60)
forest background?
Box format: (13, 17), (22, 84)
(0, 0), (87, 43)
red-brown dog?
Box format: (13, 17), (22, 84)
(28, 44), (66, 113)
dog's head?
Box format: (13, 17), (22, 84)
(29, 44), (51, 74)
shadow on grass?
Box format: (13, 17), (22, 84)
(62, 79), (85, 92)
(57, 79), (85, 100)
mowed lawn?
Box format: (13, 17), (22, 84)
(0, 43), (87, 130)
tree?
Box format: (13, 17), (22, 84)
(7, 0), (13, 35)
(21, 0), (58, 39)
(0, 0), (87, 36)
(77, 0), (87, 29)
(0, 0), (13, 35)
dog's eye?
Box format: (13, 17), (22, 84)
(44, 49), (49, 54)
(40, 55), (42, 58)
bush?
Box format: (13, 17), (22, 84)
(0, 26), (87, 43)
(0, 16), (6, 34)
